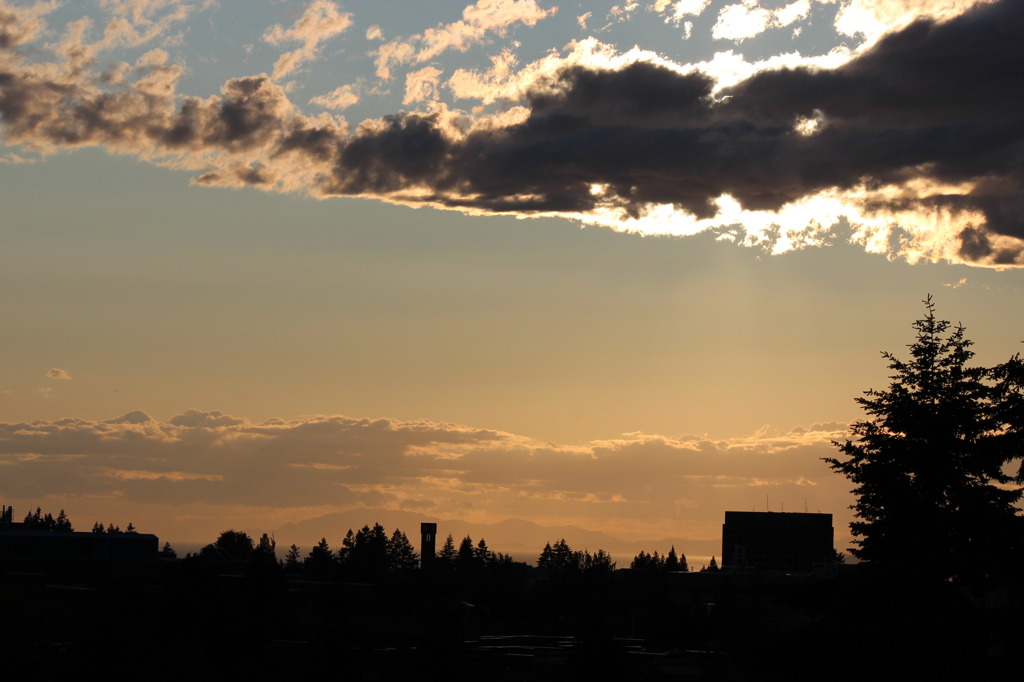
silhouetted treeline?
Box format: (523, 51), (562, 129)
(20, 507), (74, 532)
(90, 520), (139, 533)
(629, 544), (687, 571)
(279, 523), (421, 581)
(536, 538), (616, 577)
(433, 533), (522, 573)
(195, 528), (275, 562)
(4, 505), (147, 539)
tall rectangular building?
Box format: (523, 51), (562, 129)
(420, 522), (437, 569)
(722, 511), (833, 573)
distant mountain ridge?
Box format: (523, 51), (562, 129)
(269, 508), (719, 567)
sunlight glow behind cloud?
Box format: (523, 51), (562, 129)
(1, 0), (1021, 267)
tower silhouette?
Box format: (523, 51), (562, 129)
(420, 522), (437, 569)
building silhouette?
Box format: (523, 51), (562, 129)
(0, 505), (158, 561)
(722, 511), (833, 573)
(420, 522), (437, 568)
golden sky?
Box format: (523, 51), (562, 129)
(1, 0), (1022, 561)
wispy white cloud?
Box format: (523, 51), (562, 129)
(374, 0), (556, 80)
(97, 0), (186, 25)
(776, 0), (812, 27)
(45, 368), (71, 380)
(608, 3), (640, 23)
(712, 2), (772, 41)
(374, 38), (416, 80)
(712, 0), (811, 41)
(417, 0), (556, 62)
(309, 82), (360, 110)
(93, 0), (194, 49)
(448, 47), (523, 103)
(834, 0), (996, 45)
(262, 0), (353, 80)
(653, 0), (712, 25)
(403, 65), (443, 105)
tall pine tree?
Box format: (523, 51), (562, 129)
(826, 297), (1023, 585)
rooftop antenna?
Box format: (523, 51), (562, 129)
(805, 498), (808, 513)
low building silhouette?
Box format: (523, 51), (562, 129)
(721, 511), (833, 573)
(0, 505), (158, 561)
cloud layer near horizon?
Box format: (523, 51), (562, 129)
(0, 409), (852, 543)
(2, 0), (1021, 266)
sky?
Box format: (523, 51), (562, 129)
(2, 0), (1022, 563)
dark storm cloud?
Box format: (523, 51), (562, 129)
(1, 0), (1022, 263)
(325, 64), (721, 218)
(718, 1), (1024, 244)
(324, 0), (1024, 261)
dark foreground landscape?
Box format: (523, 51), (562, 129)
(5, 302), (1024, 679)
(2, 532), (1020, 681)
